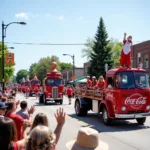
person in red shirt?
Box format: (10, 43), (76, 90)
(25, 86), (30, 99)
(91, 76), (97, 87)
(86, 76), (92, 88)
(95, 76), (105, 90)
(67, 86), (73, 105)
(5, 100), (35, 140)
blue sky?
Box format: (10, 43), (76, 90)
(0, 0), (150, 74)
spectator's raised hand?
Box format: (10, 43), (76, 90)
(55, 108), (66, 126)
(28, 106), (35, 115)
(16, 100), (20, 106)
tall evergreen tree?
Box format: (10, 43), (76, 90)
(88, 17), (114, 78)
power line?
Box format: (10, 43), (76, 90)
(5, 40), (145, 46)
(5, 42), (85, 45)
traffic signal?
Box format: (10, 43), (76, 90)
(5, 53), (14, 65)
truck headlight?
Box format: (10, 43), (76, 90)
(146, 105), (150, 110)
(121, 106), (126, 111)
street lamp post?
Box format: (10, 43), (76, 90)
(1, 21), (26, 92)
(63, 54), (75, 81)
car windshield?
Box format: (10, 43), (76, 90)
(46, 79), (62, 86)
(31, 80), (40, 84)
(116, 71), (149, 89)
(134, 72), (149, 88)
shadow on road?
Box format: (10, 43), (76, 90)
(68, 113), (150, 133)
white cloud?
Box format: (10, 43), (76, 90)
(15, 12), (29, 20)
(57, 15), (64, 20)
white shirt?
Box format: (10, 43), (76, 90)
(123, 41), (131, 54)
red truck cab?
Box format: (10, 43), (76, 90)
(39, 60), (64, 105)
(75, 68), (150, 125)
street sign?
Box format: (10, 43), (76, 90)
(5, 53), (14, 65)
(72, 76), (75, 81)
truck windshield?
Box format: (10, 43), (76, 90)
(134, 72), (149, 88)
(25, 82), (30, 85)
(46, 79), (62, 86)
(116, 72), (135, 89)
(116, 71), (149, 89)
(31, 80), (40, 84)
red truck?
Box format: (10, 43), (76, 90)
(75, 67), (150, 125)
(39, 60), (64, 105)
(30, 75), (41, 96)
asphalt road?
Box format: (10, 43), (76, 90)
(16, 93), (150, 150)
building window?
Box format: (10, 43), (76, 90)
(144, 55), (149, 69)
(137, 53), (141, 66)
(131, 59), (133, 68)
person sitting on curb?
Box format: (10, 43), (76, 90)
(16, 101), (29, 119)
(66, 127), (109, 150)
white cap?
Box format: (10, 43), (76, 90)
(92, 76), (96, 79)
(87, 76), (90, 78)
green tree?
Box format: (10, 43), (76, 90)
(82, 38), (122, 63)
(59, 62), (73, 71)
(36, 55), (60, 82)
(81, 37), (95, 60)
(108, 38), (122, 63)
(16, 69), (29, 83)
(88, 17), (114, 78)
(29, 63), (38, 79)
(0, 42), (15, 83)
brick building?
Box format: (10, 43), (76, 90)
(131, 40), (150, 74)
(83, 62), (90, 76)
(62, 67), (84, 82)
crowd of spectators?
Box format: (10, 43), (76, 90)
(0, 86), (107, 150)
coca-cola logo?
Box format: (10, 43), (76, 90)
(106, 93), (114, 100)
(124, 93), (147, 109)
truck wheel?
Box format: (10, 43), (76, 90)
(75, 101), (87, 116)
(102, 107), (111, 125)
(29, 92), (32, 97)
(39, 94), (43, 103)
(43, 95), (47, 105)
(60, 99), (63, 105)
(136, 117), (146, 125)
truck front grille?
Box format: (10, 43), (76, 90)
(52, 87), (58, 98)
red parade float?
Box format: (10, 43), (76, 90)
(39, 60), (64, 105)
(30, 75), (41, 96)
(74, 33), (150, 125)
